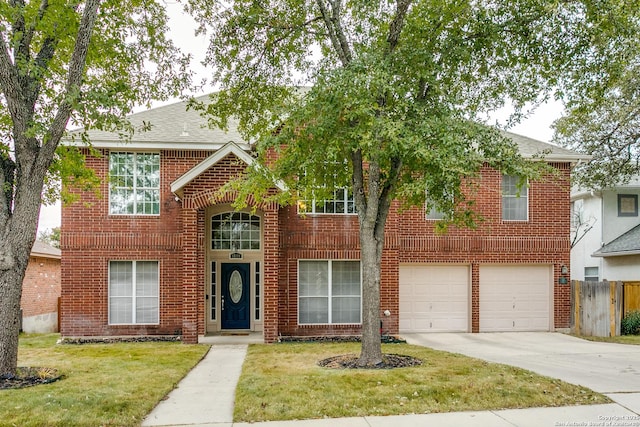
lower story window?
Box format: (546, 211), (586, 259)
(298, 260), (361, 324)
(109, 261), (159, 324)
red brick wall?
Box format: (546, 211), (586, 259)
(61, 149), (212, 338)
(274, 163), (572, 338)
(62, 147), (572, 341)
(21, 255), (61, 324)
(395, 163), (571, 330)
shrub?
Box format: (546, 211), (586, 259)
(621, 311), (640, 335)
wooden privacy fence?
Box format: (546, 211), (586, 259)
(571, 280), (640, 337)
(624, 282), (640, 317)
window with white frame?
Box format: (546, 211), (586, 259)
(298, 260), (361, 324)
(584, 266), (599, 282)
(297, 161), (355, 215)
(211, 212), (261, 250)
(298, 188), (356, 214)
(109, 152), (160, 215)
(501, 175), (528, 221)
(109, 261), (159, 324)
(426, 188), (454, 220)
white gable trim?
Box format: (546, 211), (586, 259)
(171, 142), (255, 198)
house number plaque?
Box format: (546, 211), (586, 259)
(229, 270), (243, 303)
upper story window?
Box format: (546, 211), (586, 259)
(617, 194), (638, 217)
(426, 204), (445, 220)
(298, 188), (356, 215)
(211, 212), (261, 250)
(426, 188), (454, 220)
(501, 175), (528, 221)
(109, 152), (160, 215)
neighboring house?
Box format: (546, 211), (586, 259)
(60, 96), (586, 344)
(571, 177), (640, 282)
(21, 241), (62, 333)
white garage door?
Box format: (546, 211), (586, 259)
(399, 265), (469, 333)
(479, 265), (552, 332)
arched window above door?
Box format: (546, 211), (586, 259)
(211, 212), (261, 250)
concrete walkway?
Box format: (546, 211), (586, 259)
(141, 333), (640, 427)
(142, 344), (246, 426)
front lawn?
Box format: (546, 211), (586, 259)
(1, 334), (209, 427)
(574, 335), (640, 345)
(234, 342), (609, 422)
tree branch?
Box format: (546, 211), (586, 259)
(385, 0), (412, 56)
(315, 0), (352, 65)
(351, 148), (367, 214)
(41, 0), (101, 163)
(16, 0), (50, 63)
(9, 0), (29, 62)
(0, 42), (29, 145)
(0, 151), (16, 223)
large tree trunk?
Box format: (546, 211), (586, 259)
(0, 261), (30, 376)
(0, 0), (100, 376)
(0, 164), (46, 376)
(358, 221), (384, 366)
(354, 155), (396, 367)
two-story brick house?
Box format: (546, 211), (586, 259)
(60, 95), (586, 343)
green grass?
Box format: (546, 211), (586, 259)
(1, 334), (209, 427)
(574, 334), (640, 345)
(234, 342), (609, 422)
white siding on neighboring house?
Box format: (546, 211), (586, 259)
(603, 255), (640, 281)
(601, 188), (640, 244)
(571, 180), (640, 282)
(571, 193), (604, 281)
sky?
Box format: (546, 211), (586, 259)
(36, 3), (565, 234)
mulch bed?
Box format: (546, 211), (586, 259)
(279, 335), (407, 344)
(58, 335), (181, 344)
(0, 367), (63, 390)
(318, 353), (422, 370)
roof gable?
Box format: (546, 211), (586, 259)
(171, 142), (255, 198)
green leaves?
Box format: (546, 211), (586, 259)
(552, 2), (640, 189)
(192, 0), (605, 223)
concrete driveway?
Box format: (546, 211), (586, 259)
(404, 332), (640, 413)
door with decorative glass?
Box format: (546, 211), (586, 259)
(221, 263), (250, 329)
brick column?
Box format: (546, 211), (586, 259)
(182, 207), (199, 343)
(262, 206), (280, 343)
(471, 263), (480, 333)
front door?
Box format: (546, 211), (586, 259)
(221, 263), (250, 329)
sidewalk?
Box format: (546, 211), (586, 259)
(142, 341), (640, 427)
(142, 344), (247, 426)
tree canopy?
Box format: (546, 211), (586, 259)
(188, 0), (588, 217)
(186, 0), (633, 365)
(553, 1), (640, 190)
(0, 0), (190, 376)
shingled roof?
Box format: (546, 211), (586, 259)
(66, 94), (587, 163)
(31, 241), (61, 259)
(593, 224), (640, 258)
(67, 94), (248, 150)
(501, 131), (589, 162)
